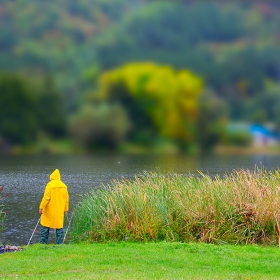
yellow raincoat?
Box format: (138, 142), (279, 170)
(39, 169), (69, 229)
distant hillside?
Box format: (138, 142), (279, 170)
(0, 0), (135, 109)
(0, 1), (279, 113)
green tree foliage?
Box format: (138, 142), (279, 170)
(0, 74), (38, 144)
(97, 63), (203, 149)
(0, 73), (67, 147)
(246, 82), (280, 132)
(69, 103), (131, 150)
(37, 77), (67, 137)
(0, 0), (280, 110)
(224, 131), (252, 147)
(0, 0), (133, 110)
(95, 1), (280, 122)
(0, 0), (279, 126)
(196, 89), (228, 151)
(96, 1), (278, 92)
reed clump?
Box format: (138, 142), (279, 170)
(0, 186), (8, 232)
(71, 168), (280, 245)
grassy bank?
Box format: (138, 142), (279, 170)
(1, 242), (280, 279)
(71, 168), (280, 245)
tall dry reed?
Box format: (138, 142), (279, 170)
(71, 168), (280, 245)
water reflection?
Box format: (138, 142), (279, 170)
(0, 154), (279, 245)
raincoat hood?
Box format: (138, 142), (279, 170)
(50, 169), (60, 181)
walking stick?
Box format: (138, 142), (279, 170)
(27, 216), (41, 246)
(63, 210), (74, 244)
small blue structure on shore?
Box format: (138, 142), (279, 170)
(228, 122), (279, 146)
(250, 124), (279, 146)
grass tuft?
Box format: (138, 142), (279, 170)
(71, 168), (280, 245)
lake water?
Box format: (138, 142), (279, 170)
(1, 153), (279, 246)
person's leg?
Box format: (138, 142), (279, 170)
(56, 228), (64, 244)
(40, 226), (49, 244)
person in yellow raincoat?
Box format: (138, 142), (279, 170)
(39, 169), (69, 244)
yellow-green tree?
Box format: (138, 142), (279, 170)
(98, 63), (203, 148)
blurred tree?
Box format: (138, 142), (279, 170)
(249, 109), (267, 124)
(0, 73), (68, 148)
(97, 63), (203, 149)
(0, 0), (279, 125)
(95, 1), (280, 124)
(0, 28), (17, 52)
(97, 2), (244, 70)
(0, 73), (38, 144)
(247, 81), (280, 130)
(196, 89), (228, 152)
(37, 76), (67, 137)
(224, 130), (252, 147)
(0, 0), (133, 110)
(98, 81), (156, 145)
(69, 103), (131, 150)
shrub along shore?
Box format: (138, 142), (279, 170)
(71, 168), (280, 245)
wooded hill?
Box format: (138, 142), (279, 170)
(0, 1), (279, 120)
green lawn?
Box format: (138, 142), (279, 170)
(1, 242), (280, 279)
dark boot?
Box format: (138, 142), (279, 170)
(40, 226), (49, 244)
(56, 228), (64, 244)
